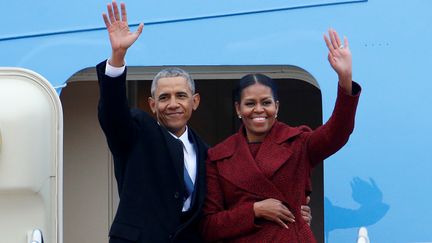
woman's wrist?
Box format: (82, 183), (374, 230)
(253, 202), (262, 218)
(338, 74), (353, 94)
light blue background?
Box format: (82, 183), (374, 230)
(2, 0), (431, 242)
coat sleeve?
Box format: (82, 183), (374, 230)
(200, 159), (259, 242)
(97, 60), (138, 157)
(307, 82), (361, 167)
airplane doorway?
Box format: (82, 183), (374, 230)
(61, 65), (324, 243)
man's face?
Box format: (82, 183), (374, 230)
(149, 76), (200, 137)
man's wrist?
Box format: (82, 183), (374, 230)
(105, 59), (126, 78)
(109, 50), (127, 67)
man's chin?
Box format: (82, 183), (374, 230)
(165, 125), (186, 136)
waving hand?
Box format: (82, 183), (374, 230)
(324, 29), (352, 94)
(102, 1), (144, 66)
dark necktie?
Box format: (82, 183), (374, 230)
(178, 139), (194, 199)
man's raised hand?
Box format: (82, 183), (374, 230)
(102, 1), (144, 66)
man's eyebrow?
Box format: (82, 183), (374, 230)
(175, 91), (191, 96)
(158, 93), (169, 98)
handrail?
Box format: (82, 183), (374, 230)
(357, 227), (370, 243)
(29, 229), (44, 243)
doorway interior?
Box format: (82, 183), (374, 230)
(61, 65), (324, 243)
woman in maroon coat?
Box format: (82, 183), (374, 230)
(200, 29), (361, 242)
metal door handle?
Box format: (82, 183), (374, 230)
(29, 229), (44, 243)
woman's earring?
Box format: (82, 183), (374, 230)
(275, 114), (278, 118)
(238, 115), (242, 119)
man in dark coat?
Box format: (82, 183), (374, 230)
(97, 2), (207, 242)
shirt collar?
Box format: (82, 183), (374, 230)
(167, 126), (193, 151)
(176, 127), (190, 145)
(157, 121), (187, 141)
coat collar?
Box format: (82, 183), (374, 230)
(160, 126), (185, 185)
(208, 121), (303, 161)
(208, 121), (305, 204)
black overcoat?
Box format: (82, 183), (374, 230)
(97, 61), (207, 243)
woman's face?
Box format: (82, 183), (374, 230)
(236, 83), (279, 142)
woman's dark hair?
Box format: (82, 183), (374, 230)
(234, 73), (279, 102)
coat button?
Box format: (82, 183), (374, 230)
(174, 192), (180, 199)
(169, 233), (174, 239)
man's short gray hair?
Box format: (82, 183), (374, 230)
(151, 67), (195, 97)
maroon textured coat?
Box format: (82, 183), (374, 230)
(200, 84), (361, 243)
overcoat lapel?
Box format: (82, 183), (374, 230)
(215, 122), (304, 207)
(187, 130), (202, 206)
(255, 123), (298, 178)
(217, 133), (287, 203)
(175, 128), (208, 231)
(191, 130), (207, 195)
(160, 126), (184, 187)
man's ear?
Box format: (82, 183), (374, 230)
(148, 97), (156, 114)
(192, 93), (200, 111)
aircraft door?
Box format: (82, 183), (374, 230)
(0, 68), (63, 243)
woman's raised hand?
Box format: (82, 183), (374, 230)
(324, 29), (352, 94)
